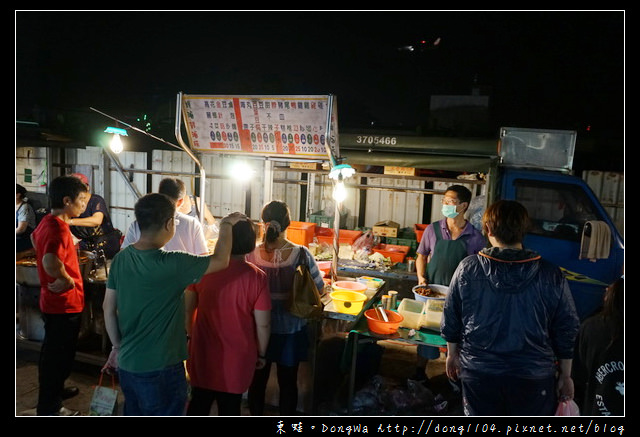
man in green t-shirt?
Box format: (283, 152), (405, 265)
(102, 192), (243, 416)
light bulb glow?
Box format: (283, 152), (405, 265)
(333, 181), (347, 203)
(110, 134), (124, 154)
(229, 161), (254, 183)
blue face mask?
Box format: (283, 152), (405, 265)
(441, 204), (459, 218)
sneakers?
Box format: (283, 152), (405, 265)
(50, 406), (80, 416)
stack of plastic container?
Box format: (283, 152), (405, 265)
(357, 276), (384, 299)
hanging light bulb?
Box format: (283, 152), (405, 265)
(328, 164), (356, 181)
(110, 134), (124, 154)
(104, 126), (128, 154)
(329, 163), (354, 203)
(333, 180), (347, 203)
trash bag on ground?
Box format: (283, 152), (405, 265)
(350, 375), (448, 416)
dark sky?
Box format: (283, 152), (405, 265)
(16, 11), (624, 144)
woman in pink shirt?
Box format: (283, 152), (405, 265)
(185, 216), (271, 416)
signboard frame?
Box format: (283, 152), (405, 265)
(179, 93), (340, 161)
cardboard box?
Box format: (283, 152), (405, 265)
(372, 220), (400, 237)
(384, 166), (416, 176)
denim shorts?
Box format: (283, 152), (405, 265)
(118, 362), (188, 416)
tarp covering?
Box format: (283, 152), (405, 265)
(337, 133), (500, 173)
(16, 122), (85, 149)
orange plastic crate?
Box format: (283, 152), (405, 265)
(414, 224), (428, 243)
(315, 228), (362, 246)
(287, 221), (316, 247)
(372, 244), (409, 263)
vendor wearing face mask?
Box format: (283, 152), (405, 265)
(413, 185), (486, 385)
(416, 185), (486, 287)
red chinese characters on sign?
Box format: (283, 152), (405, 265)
(182, 94), (338, 160)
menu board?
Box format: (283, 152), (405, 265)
(181, 94), (339, 160)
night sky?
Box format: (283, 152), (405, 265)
(16, 10), (625, 169)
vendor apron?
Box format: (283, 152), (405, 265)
(426, 221), (468, 286)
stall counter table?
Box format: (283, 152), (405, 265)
(321, 278), (387, 319)
(318, 268), (446, 414)
(337, 265), (418, 299)
(344, 301), (447, 414)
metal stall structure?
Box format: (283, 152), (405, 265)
(174, 93), (340, 413)
(17, 115), (624, 413)
(174, 92), (339, 213)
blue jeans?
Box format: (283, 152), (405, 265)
(118, 362), (188, 416)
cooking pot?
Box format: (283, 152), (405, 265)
(15, 250), (94, 287)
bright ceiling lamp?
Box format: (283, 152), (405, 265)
(104, 126), (128, 154)
(329, 164), (355, 203)
(333, 179), (348, 203)
(229, 160), (255, 183)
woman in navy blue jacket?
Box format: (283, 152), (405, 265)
(441, 200), (580, 416)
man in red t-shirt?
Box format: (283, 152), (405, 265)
(30, 175), (89, 416)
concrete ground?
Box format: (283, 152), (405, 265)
(16, 339), (121, 416)
(16, 333), (461, 417)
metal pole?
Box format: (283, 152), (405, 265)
(90, 105), (205, 219)
(332, 184), (341, 283)
(325, 95), (339, 283)
(103, 145), (142, 199)
(323, 94), (338, 167)
(174, 92), (206, 224)
(263, 159), (273, 213)
(306, 172), (316, 221)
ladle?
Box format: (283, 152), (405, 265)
(376, 305), (389, 322)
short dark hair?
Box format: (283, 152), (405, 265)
(158, 178), (186, 202)
(16, 184), (27, 198)
(482, 200), (530, 245)
(446, 185), (472, 204)
(49, 175), (89, 209)
(135, 193), (175, 233)
(231, 219), (257, 255)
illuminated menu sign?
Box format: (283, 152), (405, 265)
(181, 94), (339, 160)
